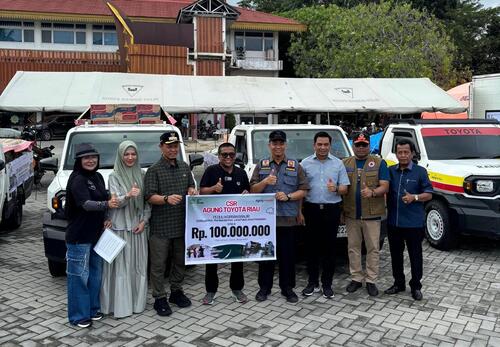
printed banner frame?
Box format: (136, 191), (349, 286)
(185, 193), (276, 265)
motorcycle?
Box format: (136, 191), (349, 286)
(21, 127), (55, 184)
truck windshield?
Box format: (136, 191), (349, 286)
(421, 127), (500, 160)
(63, 131), (181, 170)
(251, 129), (350, 163)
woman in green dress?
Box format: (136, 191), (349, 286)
(101, 140), (151, 318)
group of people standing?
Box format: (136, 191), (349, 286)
(64, 128), (433, 329)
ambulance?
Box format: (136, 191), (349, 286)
(380, 119), (500, 250)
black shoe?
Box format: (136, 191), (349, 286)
(281, 288), (298, 303)
(169, 290), (192, 308)
(255, 288), (270, 302)
(366, 283), (379, 297)
(154, 297), (172, 316)
(322, 286), (334, 299)
(346, 280), (363, 293)
(91, 312), (104, 321)
(411, 289), (423, 301)
(384, 285), (406, 295)
(76, 319), (92, 328)
(301, 283), (320, 296)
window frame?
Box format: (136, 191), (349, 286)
(0, 21), (35, 43)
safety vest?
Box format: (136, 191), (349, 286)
(342, 156), (386, 219)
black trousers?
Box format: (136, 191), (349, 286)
(303, 202), (341, 287)
(258, 226), (297, 292)
(205, 262), (244, 293)
(387, 226), (425, 290)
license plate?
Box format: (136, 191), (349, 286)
(337, 224), (347, 238)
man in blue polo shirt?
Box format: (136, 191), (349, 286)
(385, 139), (433, 301)
(300, 131), (350, 299)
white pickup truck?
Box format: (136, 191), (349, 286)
(227, 124), (357, 239)
(380, 119), (500, 250)
(0, 138), (34, 230)
(41, 123), (203, 276)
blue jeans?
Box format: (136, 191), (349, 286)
(66, 243), (102, 325)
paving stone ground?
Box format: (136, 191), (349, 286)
(0, 183), (499, 346)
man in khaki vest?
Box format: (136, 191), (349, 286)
(342, 132), (389, 296)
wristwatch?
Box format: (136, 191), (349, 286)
(163, 195), (169, 204)
(414, 194), (419, 201)
(287, 193), (292, 201)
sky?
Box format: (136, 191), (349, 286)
(227, 0), (500, 8)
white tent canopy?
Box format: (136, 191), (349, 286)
(0, 71), (466, 114)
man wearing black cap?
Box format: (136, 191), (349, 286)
(250, 130), (309, 303)
(144, 131), (196, 316)
(342, 132), (389, 297)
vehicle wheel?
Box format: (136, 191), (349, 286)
(41, 129), (51, 141)
(48, 260), (66, 277)
(425, 200), (456, 250)
(2, 198), (23, 230)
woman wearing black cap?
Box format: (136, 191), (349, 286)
(65, 143), (119, 328)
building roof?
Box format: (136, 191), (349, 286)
(0, 0), (305, 31)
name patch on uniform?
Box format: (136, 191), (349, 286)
(224, 176), (233, 182)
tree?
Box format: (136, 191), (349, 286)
(237, 0), (376, 12)
(283, 2), (458, 88)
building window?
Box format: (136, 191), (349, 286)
(41, 22), (86, 44)
(234, 31), (274, 52)
(0, 21), (34, 42)
(92, 25), (117, 46)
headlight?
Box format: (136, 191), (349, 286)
(52, 191), (66, 210)
(475, 180), (494, 193)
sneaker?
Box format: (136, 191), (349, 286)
(202, 292), (216, 305)
(366, 283), (379, 297)
(153, 297), (172, 316)
(232, 290), (248, 304)
(301, 283), (320, 296)
(281, 288), (299, 303)
(91, 312), (104, 321)
(76, 319), (92, 328)
(346, 280), (363, 293)
(322, 286), (334, 299)
(169, 290), (192, 308)
(384, 285), (406, 295)
(255, 288), (270, 302)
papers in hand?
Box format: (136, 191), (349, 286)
(94, 229), (126, 263)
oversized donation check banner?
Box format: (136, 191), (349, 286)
(185, 194), (276, 265)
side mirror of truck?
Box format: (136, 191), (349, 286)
(189, 153), (204, 170)
(40, 157), (59, 173)
(0, 159), (5, 171)
(235, 152), (246, 169)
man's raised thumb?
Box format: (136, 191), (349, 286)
(132, 182), (138, 188)
(218, 178), (222, 184)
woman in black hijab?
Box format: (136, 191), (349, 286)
(65, 143), (118, 328)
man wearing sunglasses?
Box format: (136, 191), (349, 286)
(199, 143), (250, 305)
(342, 132), (389, 297)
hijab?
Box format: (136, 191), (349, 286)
(113, 140), (144, 213)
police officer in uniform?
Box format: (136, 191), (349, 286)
(250, 130), (309, 303)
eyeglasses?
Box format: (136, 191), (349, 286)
(354, 143), (369, 148)
(220, 152), (236, 158)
